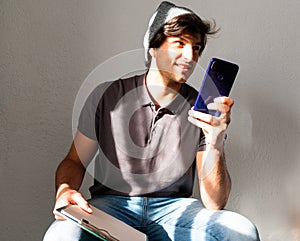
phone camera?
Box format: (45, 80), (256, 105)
(218, 74), (224, 81)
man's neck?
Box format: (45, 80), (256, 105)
(145, 69), (182, 108)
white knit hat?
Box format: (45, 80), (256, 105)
(143, 1), (194, 63)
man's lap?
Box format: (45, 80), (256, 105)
(43, 195), (259, 241)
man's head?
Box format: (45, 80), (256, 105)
(144, 1), (219, 68)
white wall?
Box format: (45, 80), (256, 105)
(1, 0), (299, 240)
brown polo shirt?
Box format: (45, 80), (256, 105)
(78, 73), (206, 197)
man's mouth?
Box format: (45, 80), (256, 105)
(176, 63), (192, 73)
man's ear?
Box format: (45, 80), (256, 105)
(149, 48), (156, 58)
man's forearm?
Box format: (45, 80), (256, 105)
(55, 158), (86, 193)
(53, 158), (92, 219)
(197, 148), (231, 210)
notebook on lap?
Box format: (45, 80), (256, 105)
(57, 204), (147, 241)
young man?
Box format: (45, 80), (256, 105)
(44, 2), (260, 240)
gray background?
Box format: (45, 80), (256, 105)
(1, 0), (299, 240)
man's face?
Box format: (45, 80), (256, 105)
(152, 33), (202, 84)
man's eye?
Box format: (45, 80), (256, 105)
(175, 41), (185, 47)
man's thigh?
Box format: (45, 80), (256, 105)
(147, 197), (259, 241)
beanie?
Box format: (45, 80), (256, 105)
(143, 1), (195, 63)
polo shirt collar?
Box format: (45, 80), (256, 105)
(138, 73), (189, 115)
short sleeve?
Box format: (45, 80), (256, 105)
(77, 90), (98, 140)
(77, 82), (112, 140)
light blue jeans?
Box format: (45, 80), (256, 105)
(43, 195), (260, 241)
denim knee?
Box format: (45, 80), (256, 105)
(43, 220), (99, 241)
(209, 210), (260, 241)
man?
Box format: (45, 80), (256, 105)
(44, 1), (260, 240)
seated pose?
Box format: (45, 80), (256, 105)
(44, 1), (260, 240)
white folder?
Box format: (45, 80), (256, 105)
(57, 204), (147, 241)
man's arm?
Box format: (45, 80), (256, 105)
(196, 148), (231, 210)
(53, 130), (98, 220)
(188, 97), (233, 210)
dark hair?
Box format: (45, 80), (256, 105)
(146, 14), (219, 67)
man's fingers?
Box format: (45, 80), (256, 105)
(53, 210), (67, 221)
(71, 192), (93, 213)
(188, 109), (214, 124)
(208, 97), (234, 114)
(53, 198), (69, 220)
(207, 102), (226, 113)
(214, 96), (234, 107)
(53, 190), (92, 220)
(188, 115), (214, 131)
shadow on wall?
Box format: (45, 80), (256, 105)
(227, 92), (299, 240)
(252, 94), (299, 237)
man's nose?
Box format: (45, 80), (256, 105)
(182, 44), (194, 61)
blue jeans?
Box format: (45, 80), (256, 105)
(43, 195), (260, 241)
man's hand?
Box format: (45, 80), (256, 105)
(188, 96), (234, 150)
(53, 184), (92, 220)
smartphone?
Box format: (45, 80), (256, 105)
(193, 57), (239, 116)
